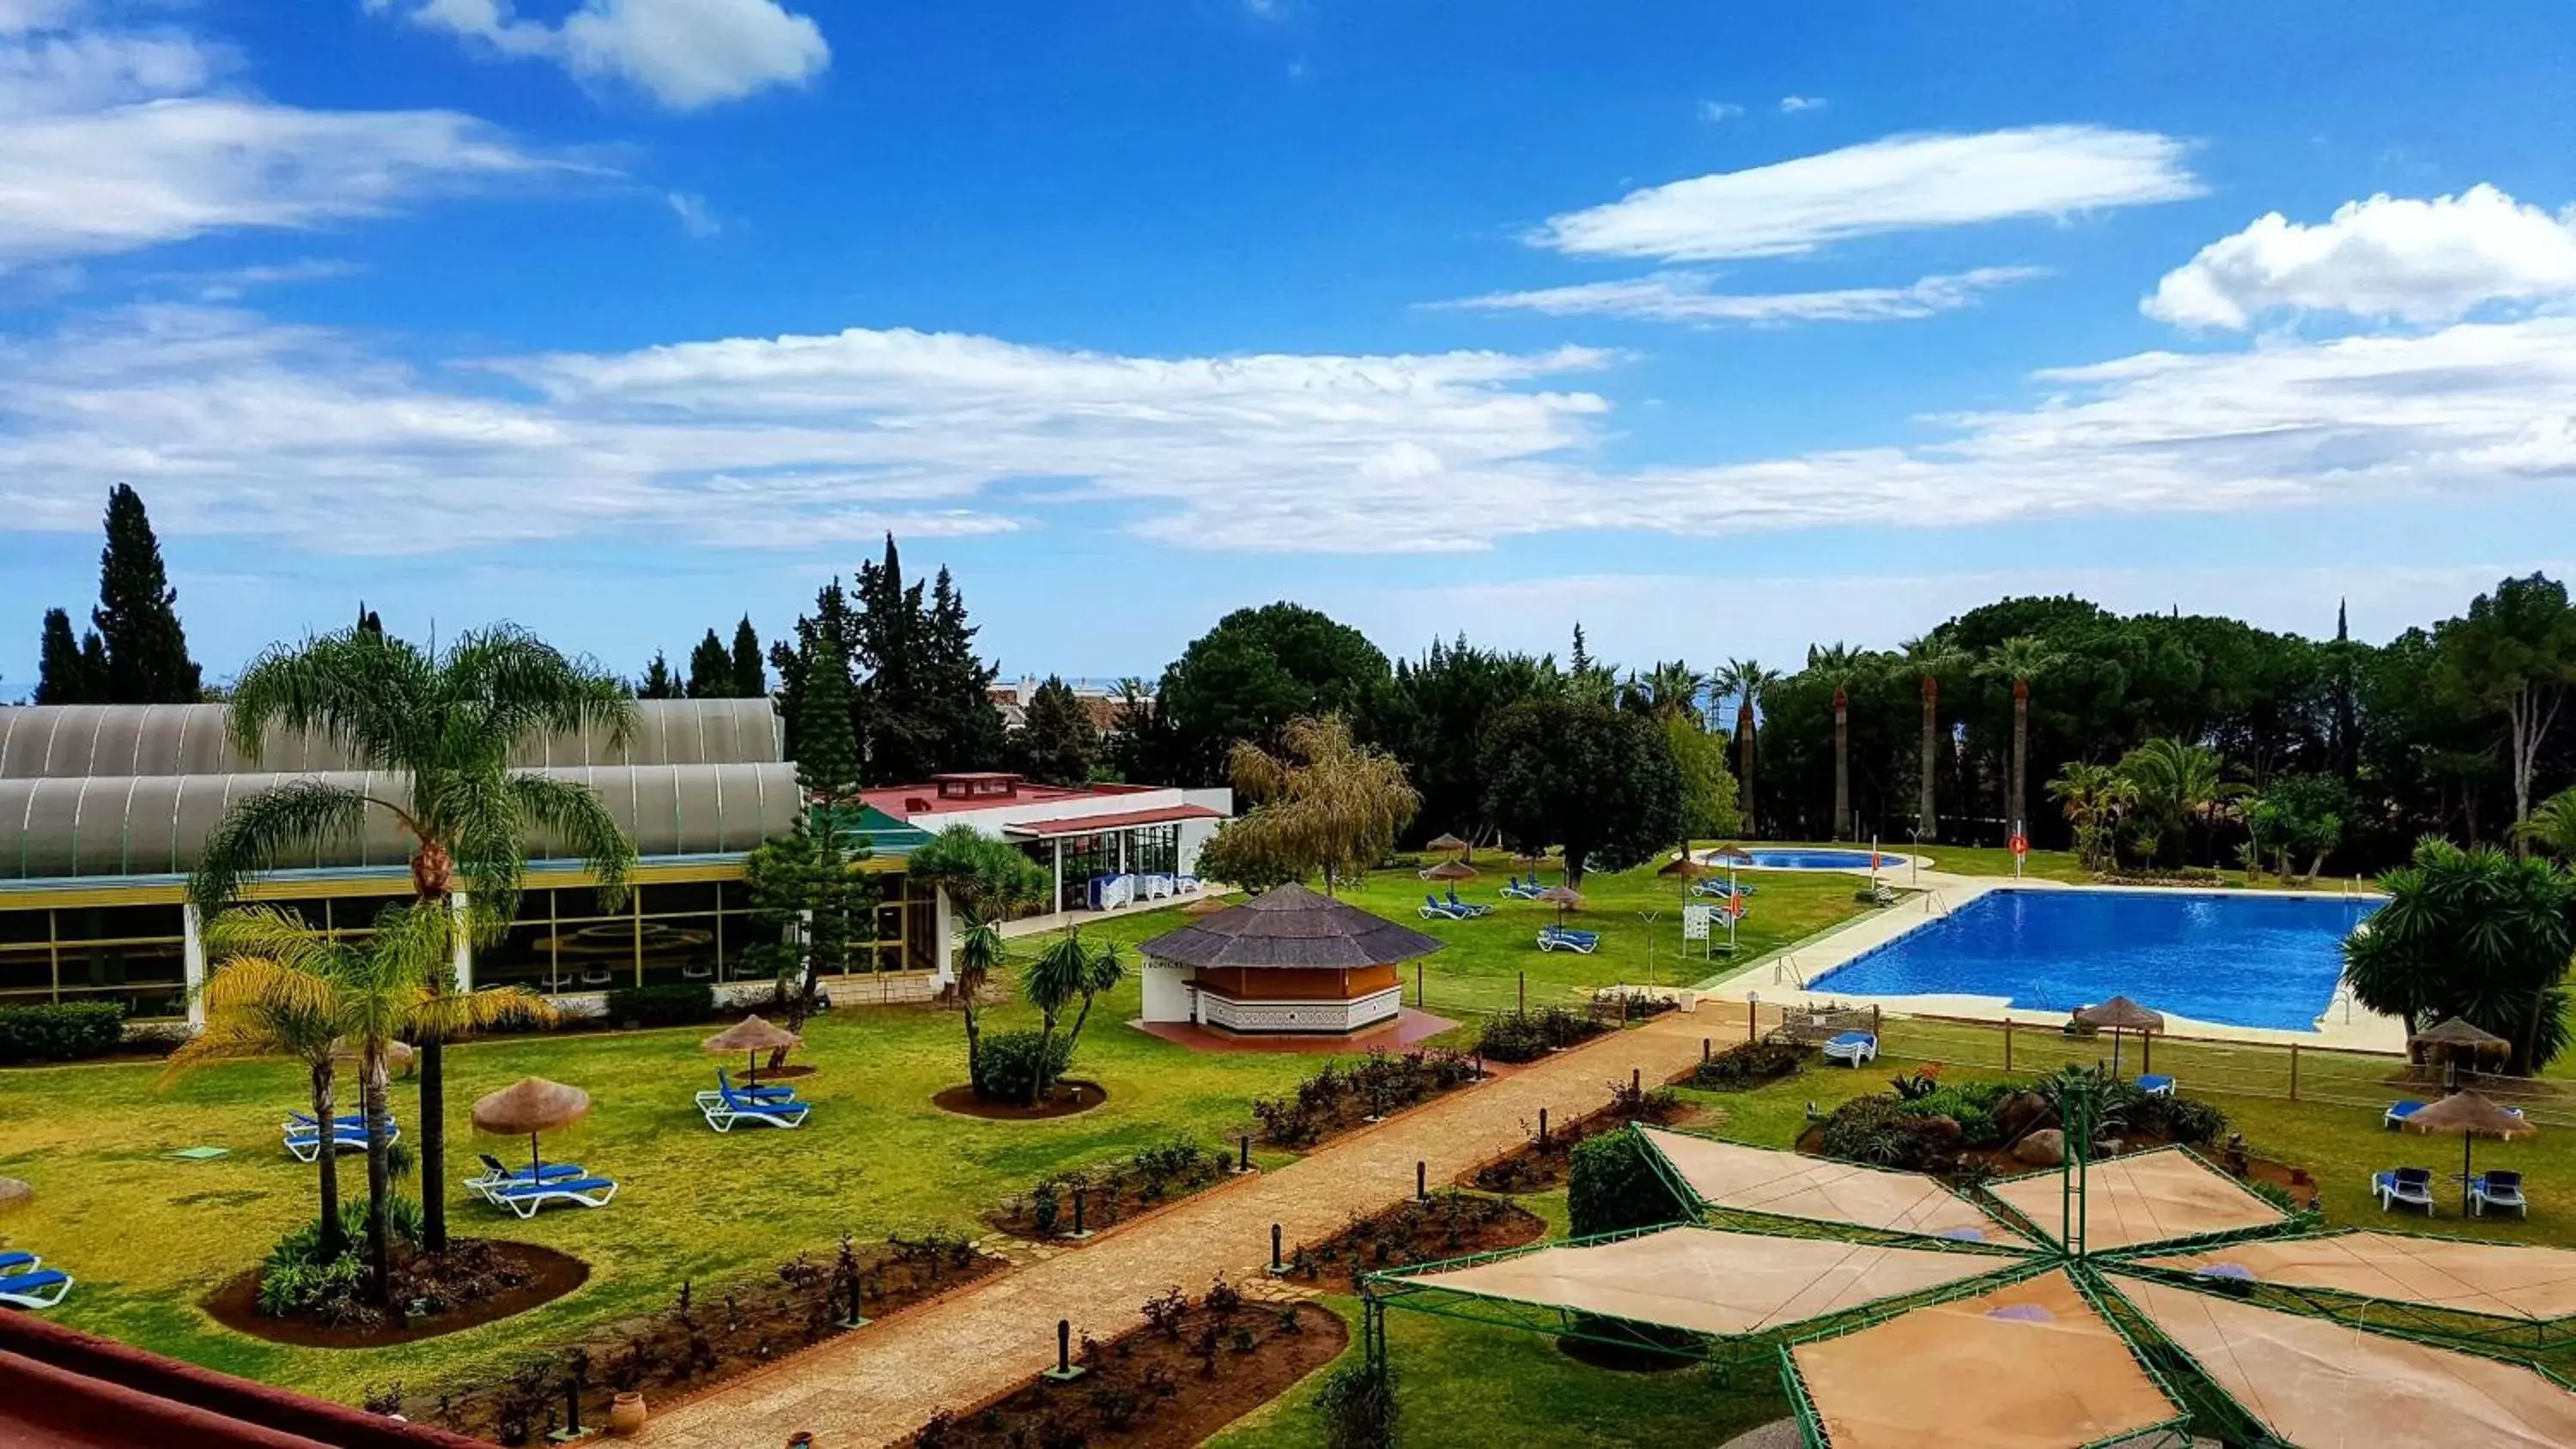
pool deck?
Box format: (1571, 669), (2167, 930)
(1690, 868), (2407, 1054)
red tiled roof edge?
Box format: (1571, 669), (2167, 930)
(1004, 803), (1223, 835)
(0, 1309), (485, 1448)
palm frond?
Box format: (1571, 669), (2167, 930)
(203, 905), (348, 979)
(189, 780), (385, 918)
(227, 627), (440, 767)
(446, 624), (639, 756)
(414, 982), (556, 1039)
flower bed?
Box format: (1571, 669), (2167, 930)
(1277, 1191), (1547, 1288)
(1461, 1078), (1692, 1193)
(1470, 1007), (1607, 1064)
(909, 1283), (1346, 1449)
(1684, 1039), (1813, 1090)
(403, 1230), (1003, 1445)
(1247, 1048), (1481, 1149)
(987, 1138), (1233, 1240)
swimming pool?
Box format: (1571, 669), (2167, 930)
(1806, 890), (2378, 1031)
(1709, 848), (1909, 871)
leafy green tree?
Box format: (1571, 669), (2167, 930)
(2435, 573), (2576, 835)
(1481, 695), (1680, 887)
(638, 651), (681, 699)
(1568, 1128), (1686, 1237)
(1158, 603), (1389, 784)
(685, 629), (732, 699)
(1893, 632), (1969, 841)
(1620, 659), (1704, 723)
(186, 623), (637, 1255)
(1224, 714), (1418, 893)
(2516, 787), (2576, 860)
(1564, 623), (1617, 707)
(33, 607), (104, 704)
(91, 483), (201, 703)
(2342, 839), (2576, 1073)
(1017, 676), (1099, 785)
(1376, 637), (1558, 846)
(1663, 713), (1741, 842)
(1104, 676), (1182, 784)
(771, 578), (860, 765)
(730, 615), (765, 698)
(1979, 635), (2067, 836)
(1713, 659), (1783, 836)
(2116, 737), (2245, 867)
(741, 632), (878, 1039)
(921, 565), (1008, 772)
(2246, 774), (2354, 882)
(906, 823), (1048, 1086)
(1191, 820), (1308, 893)
(2046, 762), (2135, 873)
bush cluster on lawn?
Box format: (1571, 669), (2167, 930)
(1686, 1039), (1811, 1090)
(1588, 985), (1681, 1022)
(602, 981), (717, 1028)
(970, 1029), (1072, 1104)
(1567, 1127), (1686, 1238)
(992, 1138), (1230, 1239)
(256, 1196), (427, 1323)
(0, 1001), (125, 1064)
(1249, 1049), (1479, 1148)
(1472, 1006), (1606, 1064)
(1818, 1067), (2233, 1175)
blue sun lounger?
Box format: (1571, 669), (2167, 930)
(701, 1082), (812, 1132)
(1499, 876), (1542, 900)
(2136, 1074), (2176, 1097)
(693, 1070), (800, 1109)
(1419, 893), (1469, 921)
(2471, 1169), (2529, 1218)
(0, 1251), (36, 1276)
(1444, 888), (1492, 917)
(0, 1269), (71, 1310)
(1823, 1032), (1879, 1067)
(2374, 1167), (2437, 1215)
(2384, 1100), (2426, 1129)
(490, 1176), (618, 1219)
(465, 1153), (589, 1204)
(1535, 925), (1599, 954)
(283, 1118), (398, 1164)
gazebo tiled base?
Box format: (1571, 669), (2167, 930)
(1190, 979), (1404, 1034)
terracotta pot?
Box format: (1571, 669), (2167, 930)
(607, 1391), (647, 1437)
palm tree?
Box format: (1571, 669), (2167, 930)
(2115, 737), (2247, 866)
(1712, 660), (1783, 836)
(1979, 636), (2067, 840)
(2046, 762), (2136, 872)
(1893, 633), (1969, 842)
(187, 624), (638, 1255)
(2512, 786), (2576, 859)
(907, 823), (1049, 1088)
(1023, 931), (1129, 1104)
(1805, 644), (1868, 840)
(1625, 660), (1704, 723)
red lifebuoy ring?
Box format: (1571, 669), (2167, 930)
(2009, 834), (2029, 856)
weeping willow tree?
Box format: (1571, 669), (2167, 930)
(1218, 714), (1419, 894)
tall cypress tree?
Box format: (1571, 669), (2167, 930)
(685, 629), (732, 698)
(34, 608), (103, 704)
(92, 484), (201, 703)
(925, 565), (1006, 770)
(854, 535), (937, 783)
(638, 651), (681, 699)
(730, 615), (764, 698)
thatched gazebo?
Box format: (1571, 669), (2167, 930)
(2074, 996), (2166, 1076)
(1135, 882), (1443, 1034)
(2410, 1017), (2512, 1085)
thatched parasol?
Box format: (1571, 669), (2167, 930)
(1423, 859), (1479, 882)
(2411, 1017), (2512, 1086)
(703, 1014), (801, 1085)
(2403, 1090), (2538, 1211)
(1425, 833), (1470, 856)
(0, 1178), (29, 1215)
(1533, 884), (1585, 926)
(1659, 854), (1717, 877)
(1706, 845), (1756, 864)
(1180, 894), (1232, 916)
(473, 1077), (592, 1182)
(2073, 996), (2165, 1076)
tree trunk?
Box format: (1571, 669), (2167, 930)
(418, 1038), (447, 1254)
(1736, 703), (1758, 838)
(2010, 682), (2029, 840)
(312, 1060), (346, 1260)
(1917, 678), (1940, 841)
(1032, 1016), (1058, 1107)
(1832, 690), (1850, 841)
(362, 1053), (393, 1304)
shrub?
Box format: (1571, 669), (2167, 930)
(1567, 1127), (1685, 1238)
(1817, 1096), (1928, 1168)
(604, 981), (715, 1028)
(1315, 1359), (1399, 1449)
(1895, 1082), (2020, 1149)
(2130, 1093), (2229, 1146)
(1474, 1012), (1551, 1064)
(0, 1001), (126, 1064)
(972, 1030), (1072, 1103)
(1688, 1040), (1810, 1089)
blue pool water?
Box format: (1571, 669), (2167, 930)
(1807, 890), (2378, 1031)
(1729, 849), (1907, 870)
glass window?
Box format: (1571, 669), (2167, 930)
(0, 947), (52, 1000)
(638, 912), (721, 986)
(476, 923), (562, 993)
(548, 918), (635, 989)
(643, 881), (722, 915)
(56, 904), (184, 944)
(0, 909), (51, 947)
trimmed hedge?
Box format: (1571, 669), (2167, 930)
(603, 981), (716, 1028)
(1567, 1126), (1685, 1238)
(0, 1001), (127, 1064)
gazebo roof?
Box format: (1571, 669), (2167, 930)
(1137, 882), (1445, 970)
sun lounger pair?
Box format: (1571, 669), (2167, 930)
(1499, 876), (1545, 900)
(1823, 1031), (1878, 1067)
(1421, 894), (1471, 920)
(699, 1070), (811, 1132)
(283, 1112), (398, 1163)
(0, 1266), (71, 1310)
(1444, 888), (1492, 917)
(1535, 925), (1600, 954)
(463, 1153), (591, 1204)
(488, 1173), (619, 1218)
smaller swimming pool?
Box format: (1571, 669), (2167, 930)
(1710, 848), (1906, 871)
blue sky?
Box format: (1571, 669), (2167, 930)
(3, 0), (2574, 694)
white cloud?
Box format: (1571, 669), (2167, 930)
(1778, 95), (1826, 113)
(1434, 265), (2043, 325)
(0, 12), (545, 270)
(2144, 185), (2576, 330)
(374, 0), (829, 110)
(665, 191), (720, 237)
(1531, 125), (2202, 262)
(3, 305), (2573, 559)
(1698, 100), (1743, 124)
(0, 0), (81, 34)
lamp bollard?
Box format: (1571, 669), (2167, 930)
(1042, 1318), (1085, 1383)
(549, 1350), (587, 1443)
(1267, 1222), (1287, 1277)
(1538, 1107), (1549, 1148)
(838, 1265), (870, 1331)
(1703, 1038), (1711, 1063)
(1631, 1067), (1641, 1096)
(1235, 1134), (1253, 1174)
(1417, 1160), (1428, 1202)
(1518, 971), (1526, 1014)
(1067, 1185), (1093, 1241)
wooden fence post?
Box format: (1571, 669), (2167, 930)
(2288, 1043), (2300, 1103)
(2003, 1018), (2014, 1074)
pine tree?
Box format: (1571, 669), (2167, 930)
(854, 535), (934, 783)
(2333, 598), (2359, 784)
(1018, 676), (1098, 784)
(772, 579), (860, 762)
(730, 616), (764, 698)
(685, 629), (732, 699)
(639, 651), (681, 699)
(923, 565), (1005, 770)
(92, 484), (201, 703)
(794, 634), (863, 806)
(34, 608), (103, 704)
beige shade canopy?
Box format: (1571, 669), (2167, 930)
(1638, 1129), (2020, 1245)
(2117, 1273), (2576, 1447)
(1425, 833), (1470, 852)
(1657, 855), (1717, 877)
(0, 1178), (28, 1214)
(1984, 1147), (2288, 1252)
(1531, 886), (1584, 907)
(1706, 845), (1755, 863)
(2073, 997), (2165, 1033)
(2413, 1017), (2512, 1055)
(471, 1077), (592, 1137)
(1422, 860), (1479, 882)
(2404, 1090), (2537, 1139)
(1392, 1226), (2013, 1339)
(703, 1015), (800, 1056)
(2133, 1232), (2576, 1324)
(1789, 1269), (2182, 1449)
(1180, 895), (1231, 916)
